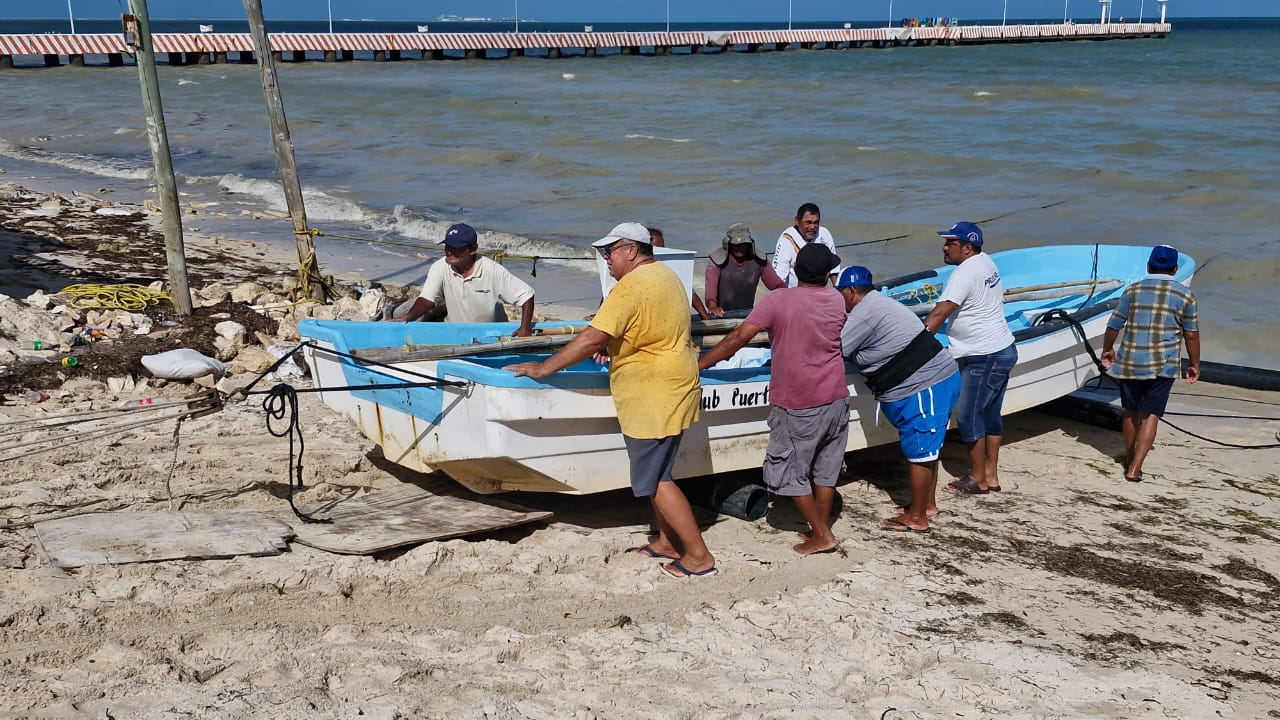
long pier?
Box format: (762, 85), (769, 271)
(0, 23), (1170, 68)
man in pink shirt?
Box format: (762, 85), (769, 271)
(698, 243), (850, 554)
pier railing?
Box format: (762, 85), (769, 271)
(0, 23), (1171, 66)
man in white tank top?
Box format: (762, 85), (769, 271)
(924, 222), (1017, 496)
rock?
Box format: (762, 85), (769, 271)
(213, 336), (239, 362)
(214, 320), (247, 347)
(275, 315), (300, 341)
(332, 296), (368, 322)
(214, 374), (258, 399)
(24, 291), (53, 310)
(196, 283), (232, 307)
(228, 346), (276, 374)
(309, 305), (336, 321)
(359, 288), (387, 319)
(231, 282), (269, 304)
(107, 376), (137, 393)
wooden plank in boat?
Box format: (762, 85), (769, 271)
(34, 511), (294, 569)
(289, 482), (553, 555)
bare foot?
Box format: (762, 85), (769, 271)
(792, 534), (838, 555)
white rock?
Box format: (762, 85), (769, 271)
(214, 320), (246, 346)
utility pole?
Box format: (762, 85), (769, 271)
(124, 0), (193, 315)
(242, 0), (326, 302)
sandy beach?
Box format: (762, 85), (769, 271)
(2, 182), (1279, 719)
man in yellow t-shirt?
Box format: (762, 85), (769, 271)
(505, 222), (715, 579)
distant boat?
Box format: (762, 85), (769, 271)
(435, 14), (495, 22)
(417, 25), (429, 33)
(198, 24), (214, 33)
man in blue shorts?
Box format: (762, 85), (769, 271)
(1100, 244), (1200, 482)
(837, 266), (960, 533)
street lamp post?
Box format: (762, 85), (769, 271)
(1064, 0), (1070, 23)
(327, 0), (333, 33)
(67, 0), (76, 33)
(1003, 0), (1008, 25)
(1139, 0), (1145, 22)
(666, 0), (670, 33)
(515, 0), (519, 32)
(788, 0), (793, 30)
(888, 0), (894, 28)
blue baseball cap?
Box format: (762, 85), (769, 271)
(938, 221), (983, 249)
(442, 223), (478, 249)
(835, 265), (874, 289)
(1149, 244), (1178, 271)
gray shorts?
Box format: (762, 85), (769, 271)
(623, 434), (683, 498)
(762, 398), (850, 497)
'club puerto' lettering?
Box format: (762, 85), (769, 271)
(701, 384), (770, 412)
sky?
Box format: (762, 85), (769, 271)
(6, 0), (1277, 22)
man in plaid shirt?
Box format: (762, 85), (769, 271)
(1100, 245), (1200, 482)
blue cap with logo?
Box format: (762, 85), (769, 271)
(1148, 244), (1179, 271)
(937, 221), (983, 249)
(442, 223), (478, 249)
(835, 265), (874, 289)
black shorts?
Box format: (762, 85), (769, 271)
(1117, 377), (1176, 417)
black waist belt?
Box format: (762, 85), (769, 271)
(862, 330), (945, 397)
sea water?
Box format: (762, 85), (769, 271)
(0, 17), (1276, 368)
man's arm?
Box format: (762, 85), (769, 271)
(772, 235), (796, 287)
(395, 297), (437, 323)
(923, 301), (959, 334)
(1183, 330), (1200, 383)
(504, 326), (611, 380)
(697, 322), (764, 371)
(760, 262), (786, 291)
(704, 262), (723, 317)
(513, 297), (536, 337)
(1100, 326), (1120, 369)
(691, 292), (711, 321)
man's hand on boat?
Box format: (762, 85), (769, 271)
(504, 326), (611, 379)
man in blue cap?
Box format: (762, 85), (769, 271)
(924, 221), (1016, 496)
(1100, 244), (1200, 482)
(837, 266), (960, 533)
(395, 222), (536, 336)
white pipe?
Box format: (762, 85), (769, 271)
(788, 0), (793, 30)
(1064, 0), (1070, 23)
(1003, 0), (1008, 25)
(515, 0), (519, 32)
(67, 0), (76, 33)
(888, 0), (894, 28)
(666, 0), (670, 33)
(327, 0), (333, 33)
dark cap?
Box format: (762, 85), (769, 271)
(442, 223), (478, 249)
(795, 243), (841, 285)
(1148, 245), (1178, 271)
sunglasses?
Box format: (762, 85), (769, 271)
(599, 241), (632, 259)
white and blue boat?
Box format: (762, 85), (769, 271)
(298, 244), (1195, 496)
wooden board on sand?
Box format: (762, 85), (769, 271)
(288, 481), (554, 555)
(35, 510), (294, 569)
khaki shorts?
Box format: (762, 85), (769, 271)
(762, 398), (849, 497)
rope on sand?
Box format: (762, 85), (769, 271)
(58, 283), (169, 311)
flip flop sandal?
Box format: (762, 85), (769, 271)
(947, 476), (989, 495)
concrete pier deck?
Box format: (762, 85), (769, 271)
(0, 23), (1170, 68)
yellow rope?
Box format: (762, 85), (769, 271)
(59, 283), (169, 311)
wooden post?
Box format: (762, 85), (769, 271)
(124, 1), (194, 316)
(242, 0), (326, 303)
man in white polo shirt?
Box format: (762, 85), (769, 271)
(395, 223), (536, 336)
(923, 221), (1017, 496)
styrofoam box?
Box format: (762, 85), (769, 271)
(596, 246), (696, 303)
